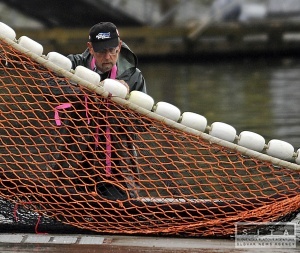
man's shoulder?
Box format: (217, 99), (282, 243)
(67, 48), (90, 59)
(120, 42), (138, 68)
(67, 49), (92, 68)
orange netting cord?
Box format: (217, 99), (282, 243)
(0, 39), (299, 237)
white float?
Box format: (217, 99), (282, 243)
(294, 148), (300, 165)
(102, 78), (128, 99)
(17, 36), (43, 56)
(46, 52), (72, 71)
(266, 139), (295, 161)
(127, 90), (154, 110)
(179, 112), (207, 132)
(74, 65), (100, 86)
(209, 122), (237, 142)
(153, 101), (181, 122)
(237, 131), (266, 152)
(0, 22), (16, 41)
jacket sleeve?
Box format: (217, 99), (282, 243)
(121, 68), (147, 94)
(67, 53), (90, 70)
(131, 68), (147, 93)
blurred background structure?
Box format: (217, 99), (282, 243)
(1, 0), (300, 58)
(2, 0), (300, 28)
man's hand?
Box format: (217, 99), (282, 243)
(117, 80), (129, 93)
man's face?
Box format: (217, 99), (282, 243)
(88, 41), (121, 73)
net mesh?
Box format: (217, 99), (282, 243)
(0, 37), (300, 237)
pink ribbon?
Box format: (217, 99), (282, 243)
(90, 58), (117, 176)
(54, 103), (72, 126)
(110, 65), (117, 79)
(84, 94), (90, 125)
(90, 57), (96, 70)
(54, 62), (116, 176)
(105, 65), (117, 176)
(105, 108), (112, 176)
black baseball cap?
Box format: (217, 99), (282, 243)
(89, 22), (119, 52)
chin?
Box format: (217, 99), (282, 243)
(102, 65), (113, 72)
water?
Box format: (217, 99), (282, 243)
(140, 56), (300, 148)
(1, 57), (300, 252)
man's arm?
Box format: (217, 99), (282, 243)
(67, 49), (91, 70)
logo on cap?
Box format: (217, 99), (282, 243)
(96, 32), (111, 40)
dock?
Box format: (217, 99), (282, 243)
(15, 20), (300, 59)
(0, 233), (299, 252)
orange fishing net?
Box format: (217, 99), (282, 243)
(0, 37), (300, 237)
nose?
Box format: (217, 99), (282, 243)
(104, 51), (111, 59)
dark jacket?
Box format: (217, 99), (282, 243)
(67, 42), (147, 93)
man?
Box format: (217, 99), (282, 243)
(67, 22), (144, 199)
(67, 22), (147, 93)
